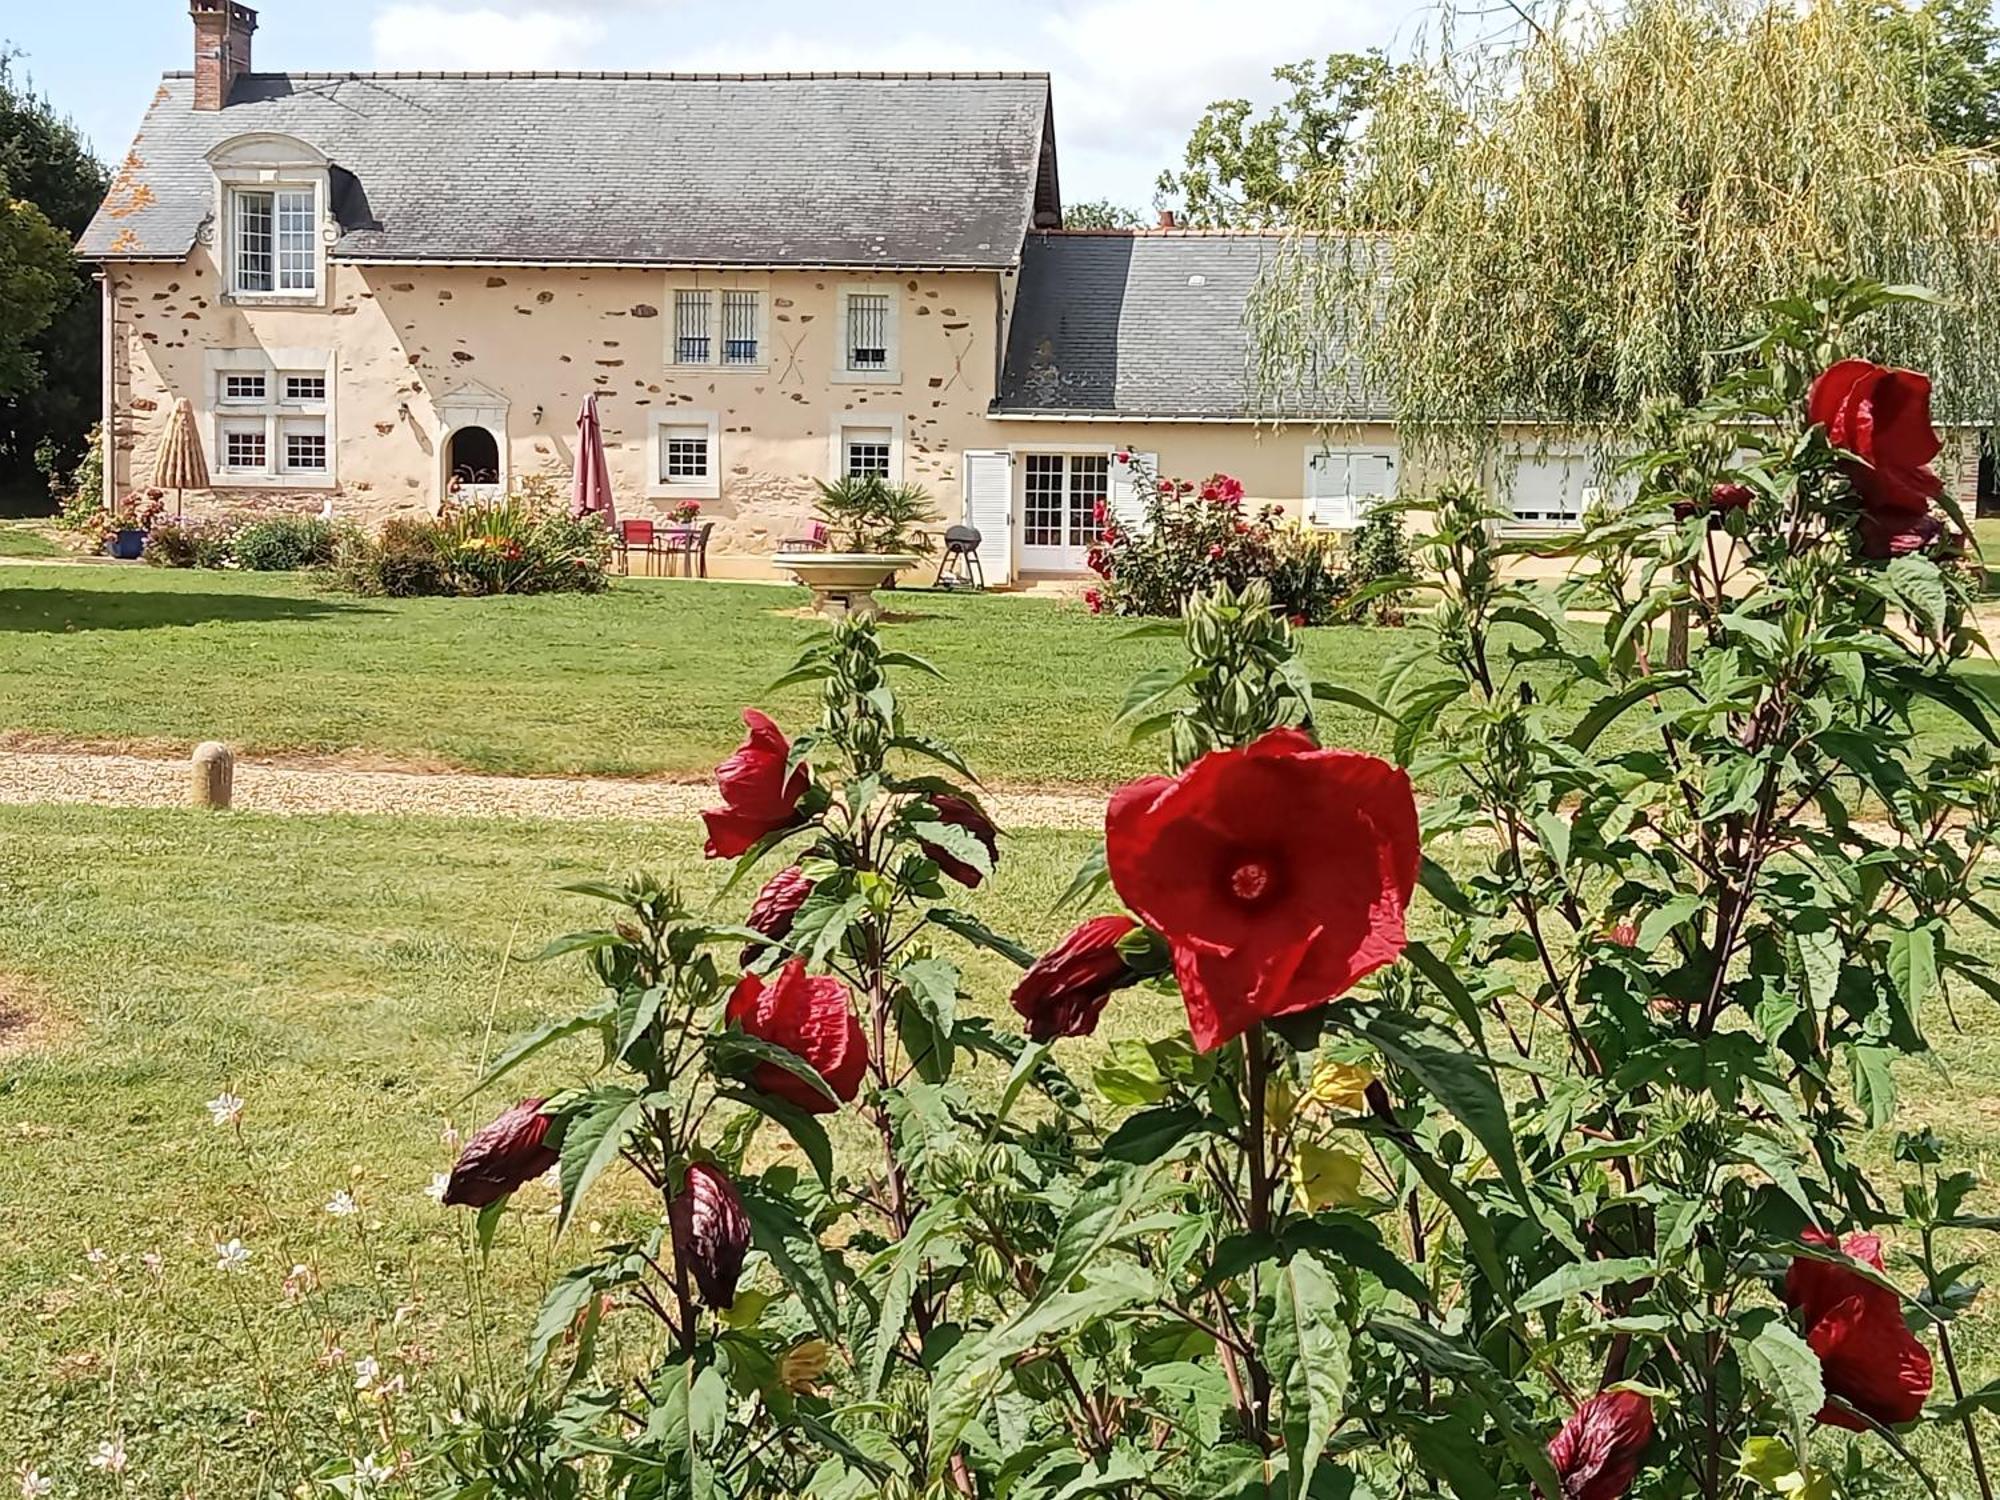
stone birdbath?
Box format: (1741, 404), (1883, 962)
(776, 551), (918, 621)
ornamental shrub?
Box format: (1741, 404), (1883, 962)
(419, 280), (2000, 1500)
(232, 515), (339, 571)
(325, 478), (611, 597)
(1090, 462), (1356, 623)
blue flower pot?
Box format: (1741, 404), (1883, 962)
(108, 528), (145, 560)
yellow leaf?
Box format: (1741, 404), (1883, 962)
(778, 1338), (832, 1394)
(1293, 1141), (1368, 1209)
(1307, 1060), (1374, 1113)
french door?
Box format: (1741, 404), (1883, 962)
(1018, 452), (1110, 573)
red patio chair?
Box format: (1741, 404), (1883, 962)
(617, 519), (657, 575)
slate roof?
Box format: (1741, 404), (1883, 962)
(994, 231), (1387, 420)
(80, 71), (1058, 267)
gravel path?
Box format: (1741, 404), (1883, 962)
(0, 747), (1106, 830)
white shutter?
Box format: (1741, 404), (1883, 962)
(962, 449), (1014, 585)
(1352, 451), (1396, 503)
(1108, 451), (1156, 533)
(1306, 452), (1354, 528)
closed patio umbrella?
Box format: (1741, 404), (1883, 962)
(152, 397), (208, 518)
(572, 393), (617, 530)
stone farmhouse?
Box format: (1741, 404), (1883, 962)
(80, 3), (1985, 583)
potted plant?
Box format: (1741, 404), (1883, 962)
(103, 490), (165, 560)
(777, 477), (939, 618)
(668, 498), (702, 526)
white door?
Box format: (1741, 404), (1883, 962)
(962, 449), (1014, 585)
(1019, 452), (1112, 573)
(1306, 448), (1397, 529)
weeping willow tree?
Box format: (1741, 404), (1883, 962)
(1252, 0), (2000, 449)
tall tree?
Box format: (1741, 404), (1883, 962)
(1876, 0), (2000, 147)
(0, 52), (107, 500)
(1063, 198), (1146, 229)
(1155, 52), (1388, 228)
(1254, 0), (2000, 443)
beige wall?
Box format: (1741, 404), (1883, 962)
(108, 255), (1012, 574)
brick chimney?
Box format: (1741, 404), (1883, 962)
(1157, 209), (1179, 229)
(191, 0), (257, 112)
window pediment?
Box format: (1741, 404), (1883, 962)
(206, 132), (327, 174)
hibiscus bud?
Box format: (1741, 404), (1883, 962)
(668, 1162), (750, 1310)
(1547, 1390), (1653, 1500)
(1605, 920), (1639, 948)
(1710, 482), (1754, 511)
(701, 709), (810, 861)
(1009, 915), (1142, 1041)
(443, 1099), (559, 1208)
(741, 865), (813, 965)
(919, 794), (999, 889)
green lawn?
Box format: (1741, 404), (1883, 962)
(0, 564), (1996, 788)
(0, 521), (68, 559)
(0, 566), (1342, 784)
(0, 803), (1994, 1494)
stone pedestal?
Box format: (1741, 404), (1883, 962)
(190, 741), (235, 809)
(775, 552), (917, 621)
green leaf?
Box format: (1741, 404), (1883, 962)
(890, 734), (982, 785)
(1265, 1250), (1352, 1495)
(719, 1085), (834, 1190)
(527, 1265), (600, 1374)
(1310, 680), (1398, 722)
(896, 956), (960, 1085)
(1101, 1104), (1209, 1164)
(1735, 1311), (1825, 1453)
(471, 1005), (612, 1096)
(474, 1198), (506, 1259)
(706, 1029), (838, 1106)
(865, 1200), (957, 1398)
(1368, 1313), (1563, 1497)
(1637, 894), (1701, 954)
(556, 1087), (646, 1233)
(1516, 1256), (1655, 1313)
(1846, 1044), (1899, 1129)
(1118, 664), (1192, 723)
(1341, 1005), (1530, 1207)
(1287, 1213), (1432, 1306)
(740, 1178), (845, 1339)
(1569, 673), (1690, 750)
(907, 816), (993, 881)
(927, 907), (1036, 968)
(1887, 922), (1940, 1024)
(927, 1269), (1158, 1481)
(1054, 844), (1111, 912)
(1035, 1159), (1172, 1305)
(1415, 859), (1475, 916)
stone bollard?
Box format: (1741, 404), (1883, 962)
(190, 741), (235, 810)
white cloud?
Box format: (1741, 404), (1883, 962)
(370, 6), (609, 69)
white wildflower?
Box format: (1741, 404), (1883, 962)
(205, 1091), (244, 1127)
(213, 1239), (250, 1274)
(140, 1252), (163, 1277)
(17, 1467), (51, 1499)
(89, 1438), (126, 1475)
(355, 1452), (394, 1485)
(325, 1190), (359, 1218)
(425, 1173), (449, 1203)
(82, 1246), (108, 1266)
(353, 1355), (380, 1390)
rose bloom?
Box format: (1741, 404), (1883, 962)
(1784, 1227), (1933, 1428)
(701, 709), (809, 860)
(726, 957), (868, 1113)
(443, 1099), (559, 1207)
(1106, 728), (1419, 1051)
(1547, 1390), (1653, 1500)
(1807, 360), (1944, 543)
(918, 794), (999, 889)
(1010, 915), (1142, 1041)
(669, 1162), (751, 1310)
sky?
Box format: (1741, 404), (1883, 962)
(2, 0), (1430, 209)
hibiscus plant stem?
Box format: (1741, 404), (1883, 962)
(1242, 1023), (1276, 1448)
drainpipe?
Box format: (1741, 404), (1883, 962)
(98, 270), (114, 509)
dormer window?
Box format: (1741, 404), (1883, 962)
(208, 132), (331, 305)
(231, 186), (317, 295)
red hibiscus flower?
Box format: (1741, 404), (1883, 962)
(1084, 588), (1105, 614)
(741, 865), (814, 966)
(1861, 511), (1943, 560)
(1547, 1390), (1653, 1500)
(702, 709), (809, 860)
(726, 957), (867, 1113)
(1010, 915), (1142, 1042)
(1808, 360), (1944, 526)
(1784, 1227), (1933, 1428)
(669, 1162), (751, 1310)
(1710, 481), (1754, 512)
(443, 1099), (559, 1207)
(918, 794), (999, 889)
(1105, 728), (1420, 1052)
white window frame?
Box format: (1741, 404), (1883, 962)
(663, 281), (768, 372)
(648, 410), (721, 500)
(201, 347), (337, 489)
(831, 418), (904, 483)
(208, 133), (331, 308)
(834, 284), (901, 384)
(1497, 450), (1607, 534)
(1304, 445), (1397, 530)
